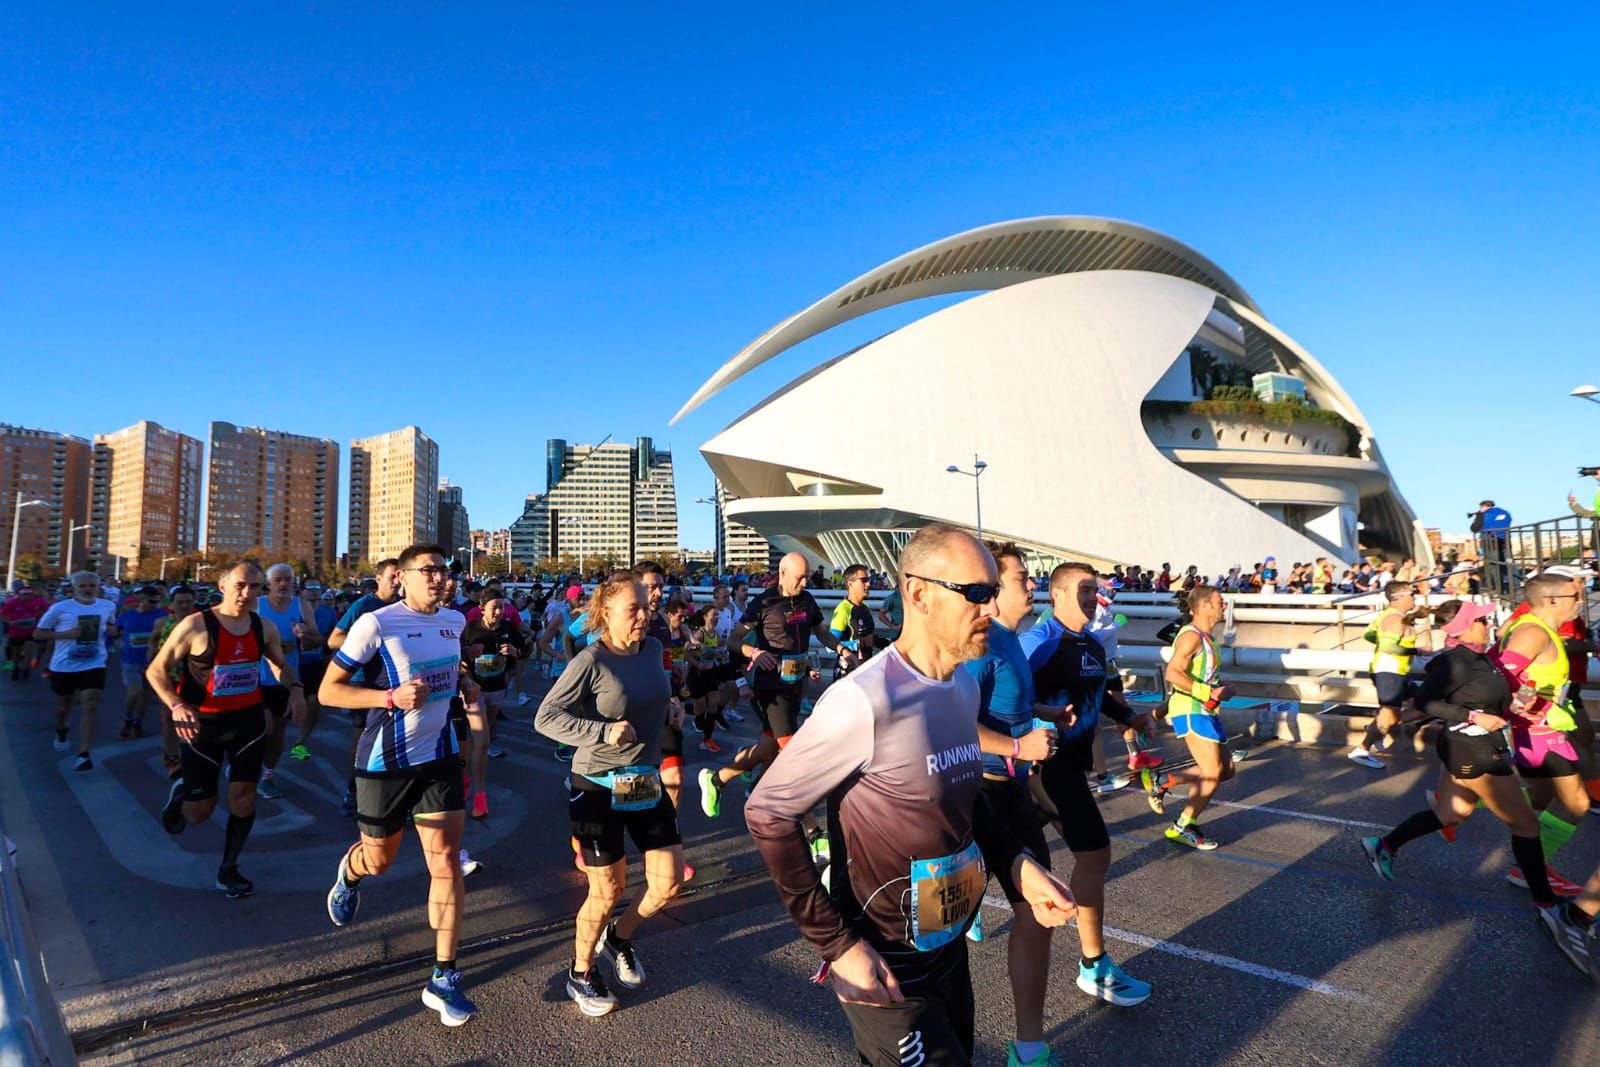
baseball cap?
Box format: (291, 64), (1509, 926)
(1541, 564), (1586, 580)
(1442, 601), (1496, 636)
(564, 586), (582, 602)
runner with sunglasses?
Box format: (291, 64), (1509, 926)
(828, 564), (877, 678)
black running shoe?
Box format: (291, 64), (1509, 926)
(216, 866), (254, 898)
(162, 778), (187, 835)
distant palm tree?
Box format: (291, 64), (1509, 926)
(1187, 344), (1215, 396)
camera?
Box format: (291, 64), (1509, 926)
(1579, 466), (1600, 478)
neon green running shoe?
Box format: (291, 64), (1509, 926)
(697, 768), (721, 818)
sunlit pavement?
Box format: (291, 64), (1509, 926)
(4, 670), (1597, 1066)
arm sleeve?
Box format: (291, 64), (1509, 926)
(533, 651), (609, 749)
(331, 613), (383, 676)
(744, 684), (874, 962)
(1413, 653), (1473, 725)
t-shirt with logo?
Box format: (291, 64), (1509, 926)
(1021, 615), (1135, 765)
(335, 593), (398, 687)
(739, 588), (824, 692)
(828, 598), (876, 672)
(116, 607), (169, 666)
(745, 645), (1029, 989)
(461, 618), (528, 692)
(334, 602), (466, 774)
(37, 598), (118, 673)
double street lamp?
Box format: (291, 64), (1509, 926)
(944, 454), (989, 540)
(64, 521), (92, 576)
(6, 492), (47, 592)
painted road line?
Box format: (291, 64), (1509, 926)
(980, 893), (1375, 1004)
(1204, 796), (1389, 831)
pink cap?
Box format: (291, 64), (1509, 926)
(1442, 601), (1495, 636)
(564, 585), (582, 602)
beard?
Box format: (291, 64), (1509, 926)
(941, 621), (990, 664)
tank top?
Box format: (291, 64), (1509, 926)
(1364, 608), (1417, 675)
(1167, 624), (1219, 718)
(1499, 613), (1572, 729)
(179, 609), (266, 714)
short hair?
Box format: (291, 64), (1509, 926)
(397, 544), (445, 568)
(218, 560), (264, 582)
(585, 572), (642, 635)
(1185, 584), (1220, 615)
(69, 571), (98, 584)
(266, 562), (295, 582)
(631, 561), (666, 579)
(842, 563), (869, 582)
(1525, 573), (1573, 606)
(375, 557), (401, 574)
(664, 595), (691, 615)
(1384, 582), (1414, 602)
(1048, 561), (1097, 594)
(711, 583), (729, 595)
(897, 522), (978, 594)
(984, 540), (1027, 575)
(480, 589), (505, 606)
(169, 584), (194, 598)
(732, 580), (748, 592)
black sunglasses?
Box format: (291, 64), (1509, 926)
(907, 574), (999, 604)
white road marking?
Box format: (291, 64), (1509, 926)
(981, 894), (1374, 1004)
(1204, 797), (1388, 831)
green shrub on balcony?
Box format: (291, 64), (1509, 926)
(1140, 394), (1361, 458)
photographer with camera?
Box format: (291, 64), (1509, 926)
(1472, 500), (1513, 595)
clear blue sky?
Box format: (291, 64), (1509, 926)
(4, 7), (1597, 554)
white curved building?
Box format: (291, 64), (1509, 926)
(674, 217), (1430, 574)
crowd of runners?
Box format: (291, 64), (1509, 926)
(5, 526), (1600, 1066)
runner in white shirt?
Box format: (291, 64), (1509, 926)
(35, 572), (120, 770)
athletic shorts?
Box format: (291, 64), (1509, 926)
(1512, 725), (1581, 779)
(178, 705), (269, 801)
(659, 721), (683, 770)
(449, 695), (472, 748)
(1172, 711), (1227, 745)
(752, 686), (803, 740)
(1435, 727), (1513, 779)
(978, 777), (1049, 900)
(1372, 672), (1412, 707)
(263, 685), (291, 718)
(299, 658), (327, 695)
(478, 688), (505, 713)
(568, 781), (681, 867)
(686, 666), (721, 700)
(838, 947), (975, 1067)
(356, 760), (465, 838)
(49, 667), (106, 696)
(1030, 748), (1111, 854)
(119, 663), (149, 690)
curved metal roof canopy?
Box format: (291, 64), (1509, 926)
(672, 215), (1259, 423)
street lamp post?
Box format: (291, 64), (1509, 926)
(160, 557), (182, 581)
(456, 545), (475, 577)
(6, 492), (47, 591)
(693, 496), (720, 577)
(114, 544), (138, 584)
(944, 454), (989, 540)
(64, 521), (92, 576)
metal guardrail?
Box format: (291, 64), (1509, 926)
(1477, 513), (1598, 625)
(0, 828), (76, 1066)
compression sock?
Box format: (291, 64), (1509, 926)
(1512, 834), (1556, 905)
(1081, 952), (1104, 969)
(1381, 809), (1444, 853)
(1538, 809), (1578, 864)
(222, 811), (255, 868)
(434, 958), (456, 976)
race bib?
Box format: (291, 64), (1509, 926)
(67, 643), (97, 660)
(409, 655), (457, 705)
(129, 633), (150, 648)
(778, 654), (808, 683)
(211, 660), (260, 696)
(473, 653), (506, 678)
(909, 840), (985, 951)
(605, 764), (661, 811)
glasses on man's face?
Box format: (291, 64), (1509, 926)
(407, 566), (450, 578)
(907, 574), (999, 605)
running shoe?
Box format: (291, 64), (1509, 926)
(1007, 1042), (1063, 1067)
(724, 708), (745, 723)
(1359, 836), (1394, 881)
(1127, 749), (1164, 771)
(1230, 745), (1250, 762)
(698, 738), (721, 752)
(1424, 789), (1457, 843)
(1095, 771), (1131, 794)
(215, 865), (254, 898)
(596, 920), (646, 989)
(459, 849), (483, 878)
(566, 964), (618, 1017)
(52, 733), (69, 753)
(807, 830), (831, 868)
(554, 744), (573, 763)
(487, 739), (506, 759)
(1590, 798), (1600, 817)
(339, 785), (358, 818)
(472, 792), (489, 819)
(161, 778), (187, 835)
(1508, 865), (1583, 897)
(289, 743), (310, 761)
(517, 693), (532, 706)
(327, 853), (361, 926)
(1538, 902), (1592, 977)
(74, 754), (93, 772)
(422, 968), (479, 1027)
(966, 907), (985, 942)
(1348, 747), (1384, 769)
(698, 767), (722, 818)
(1075, 955), (1152, 1006)
(1140, 768), (1167, 814)
(1165, 822), (1218, 850)
(682, 862), (695, 882)
(257, 777), (285, 800)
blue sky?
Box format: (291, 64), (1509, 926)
(4, 6), (1597, 553)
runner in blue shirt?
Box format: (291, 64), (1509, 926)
(326, 558), (401, 816)
(116, 586), (168, 739)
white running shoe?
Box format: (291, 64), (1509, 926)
(595, 921), (646, 989)
(1348, 747), (1384, 769)
(459, 849), (483, 878)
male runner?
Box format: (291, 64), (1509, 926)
(320, 544), (481, 1027)
(1508, 565), (1600, 812)
(35, 572), (119, 770)
(146, 562), (305, 897)
(3, 580), (50, 680)
(255, 564), (314, 800)
(746, 525), (1076, 1067)
(698, 551), (856, 820)
(1350, 582), (1423, 768)
(326, 558), (401, 816)
(828, 563), (877, 677)
(150, 584), (198, 773)
(115, 586), (167, 738)
(1020, 561), (1153, 1011)
(461, 589), (530, 816)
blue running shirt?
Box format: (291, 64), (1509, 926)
(334, 602), (466, 773)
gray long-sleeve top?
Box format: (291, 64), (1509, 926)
(535, 636), (670, 778)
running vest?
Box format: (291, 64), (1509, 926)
(1498, 613), (1575, 730)
(1364, 608), (1417, 675)
(1167, 624), (1219, 718)
(178, 609), (266, 714)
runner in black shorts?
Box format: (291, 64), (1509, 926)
(145, 561), (304, 899)
(536, 572), (687, 1017)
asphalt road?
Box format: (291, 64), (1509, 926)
(3, 664), (1597, 1066)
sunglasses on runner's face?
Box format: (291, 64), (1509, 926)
(907, 574), (1000, 604)
(407, 565), (450, 578)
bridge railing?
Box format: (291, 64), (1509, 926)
(0, 823), (77, 1066)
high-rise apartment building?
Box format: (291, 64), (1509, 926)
(348, 426), (439, 565)
(0, 424), (92, 574)
(510, 437), (677, 567)
(470, 528), (511, 556)
(91, 421), (203, 575)
(205, 423), (339, 566)
(714, 478), (779, 573)
(437, 480), (471, 557)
